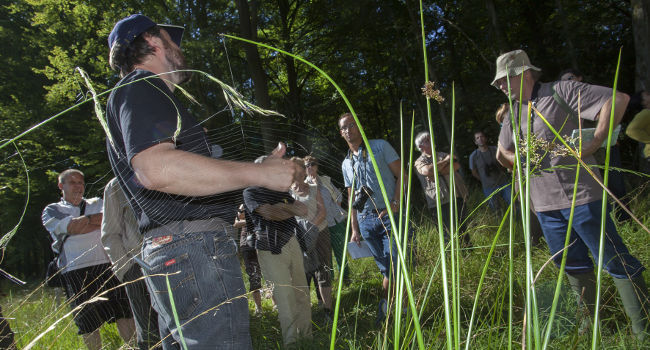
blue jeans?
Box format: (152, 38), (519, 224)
(357, 211), (400, 278)
(483, 183), (512, 211)
(536, 200), (644, 279)
(141, 220), (252, 349)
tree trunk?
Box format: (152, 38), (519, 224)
(485, 0), (508, 54)
(555, 0), (578, 70)
(236, 0), (276, 152)
(632, 0), (650, 91)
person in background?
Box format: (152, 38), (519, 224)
(290, 157), (334, 320)
(233, 204), (263, 315)
(558, 68), (584, 83)
(414, 131), (471, 246)
(469, 130), (511, 212)
(42, 169), (134, 350)
(304, 155), (350, 282)
(339, 113), (404, 326)
(102, 178), (160, 350)
(242, 153), (312, 345)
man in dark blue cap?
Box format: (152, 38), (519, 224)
(105, 14), (302, 349)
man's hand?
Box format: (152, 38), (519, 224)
(350, 230), (361, 246)
(580, 138), (601, 158)
(378, 200), (399, 219)
(581, 93), (629, 158)
(258, 158), (300, 192)
(268, 142), (287, 159)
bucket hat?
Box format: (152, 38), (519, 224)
(491, 49), (540, 87)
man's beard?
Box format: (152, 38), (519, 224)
(164, 43), (192, 85)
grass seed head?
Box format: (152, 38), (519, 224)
(422, 81), (444, 103)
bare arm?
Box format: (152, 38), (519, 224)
(385, 159), (403, 214)
(131, 142), (298, 196)
(496, 142), (515, 170)
(582, 93), (629, 157)
(255, 201), (307, 221)
(347, 187), (361, 245)
(67, 213), (102, 235)
(471, 168), (480, 180)
(313, 189), (326, 226)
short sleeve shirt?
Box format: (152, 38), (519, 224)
(498, 80), (611, 211)
(414, 152), (468, 208)
(105, 70), (237, 233)
(242, 186), (299, 254)
(341, 139), (399, 213)
(469, 146), (507, 190)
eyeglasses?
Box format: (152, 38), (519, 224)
(340, 122), (357, 131)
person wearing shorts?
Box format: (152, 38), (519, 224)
(42, 169), (134, 349)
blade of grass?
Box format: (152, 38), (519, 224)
(418, 0), (453, 347)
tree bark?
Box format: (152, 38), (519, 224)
(236, 0), (276, 152)
(555, 0), (578, 70)
(485, 0), (508, 54)
(632, 0), (650, 91)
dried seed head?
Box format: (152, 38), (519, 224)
(422, 81), (445, 103)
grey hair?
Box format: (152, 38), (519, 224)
(58, 169), (84, 184)
(414, 131), (430, 152)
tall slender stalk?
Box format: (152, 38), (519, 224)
(592, 47), (623, 350)
(418, 1), (453, 348)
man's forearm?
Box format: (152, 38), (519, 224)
(67, 216), (100, 234)
(256, 203), (297, 221)
(350, 208), (360, 234)
(87, 213), (102, 226)
(131, 143), (295, 196)
(590, 94), (629, 151)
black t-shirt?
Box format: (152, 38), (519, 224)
(242, 186), (300, 254)
(106, 69), (237, 233)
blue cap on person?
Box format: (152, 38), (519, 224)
(108, 14), (184, 57)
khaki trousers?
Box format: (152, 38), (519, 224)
(257, 235), (312, 344)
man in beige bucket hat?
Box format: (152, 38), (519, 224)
(493, 49), (648, 341)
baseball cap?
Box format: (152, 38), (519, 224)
(491, 49), (541, 87)
(108, 14), (184, 57)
